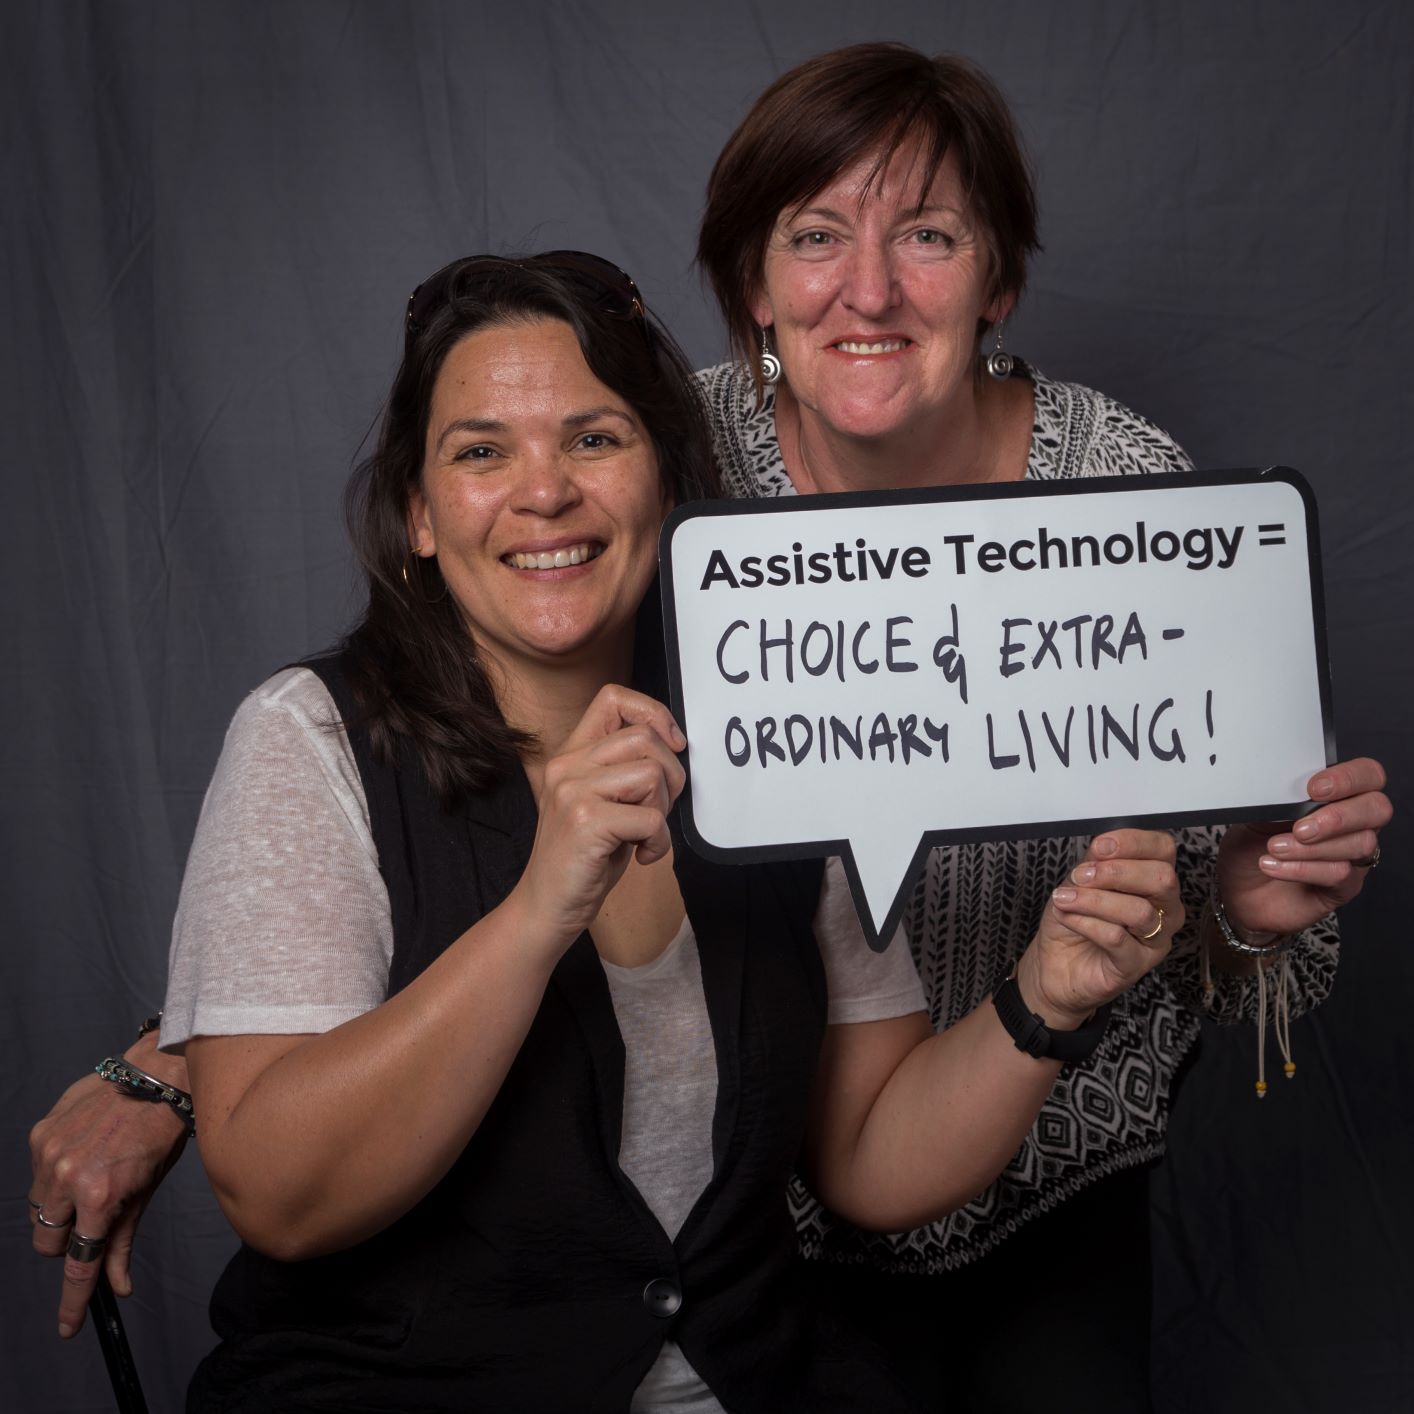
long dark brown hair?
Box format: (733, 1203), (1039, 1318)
(340, 256), (719, 801)
(698, 43), (1041, 401)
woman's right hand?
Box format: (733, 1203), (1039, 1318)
(511, 686), (687, 954)
(802, 827), (1182, 1233)
(1014, 828), (1182, 1028)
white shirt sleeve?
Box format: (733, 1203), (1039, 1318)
(160, 667), (393, 1049)
(815, 856), (927, 1025)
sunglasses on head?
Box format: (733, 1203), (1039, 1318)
(404, 251), (646, 351)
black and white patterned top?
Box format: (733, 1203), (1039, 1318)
(696, 359), (1340, 1273)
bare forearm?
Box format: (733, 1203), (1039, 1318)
(808, 831), (1179, 1233)
(127, 1025), (191, 1090)
(811, 1001), (1060, 1232)
(191, 892), (562, 1259)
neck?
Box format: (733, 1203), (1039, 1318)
(776, 377), (1027, 494)
(489, 638), (637, 785)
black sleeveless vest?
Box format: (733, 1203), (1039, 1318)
(188, 653), (919, 1413)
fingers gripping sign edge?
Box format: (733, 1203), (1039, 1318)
(565, 684), (686, 755)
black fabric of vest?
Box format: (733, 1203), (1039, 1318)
(188, 650), (921, 1414)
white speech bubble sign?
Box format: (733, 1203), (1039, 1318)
(660, 469), (1334, 950)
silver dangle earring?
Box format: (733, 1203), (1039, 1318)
(759, 326), (782, 386)
(985, 319), (1014, 381)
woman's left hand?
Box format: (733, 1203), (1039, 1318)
(1216, 757), (1391, 938)
(1015, 829), (1182, 1028)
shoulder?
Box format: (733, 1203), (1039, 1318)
(224, 666), (352, 771)
(694, 361), (793, 500)
(164, 665), (391, 1046)
(1028, 368), (1195, 481)
(213, 666), (368, 841)
(234, 664), (344, 735)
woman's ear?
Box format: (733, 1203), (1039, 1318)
(983, 288), (1018, 328)
(748, 281), (773, 332)
(406, 491), (435, 557)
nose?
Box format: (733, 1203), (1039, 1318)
(839, 238), (900, 319)
(513, 447), (583, 518)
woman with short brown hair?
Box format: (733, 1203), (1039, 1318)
(695, 40), (1389, 1410)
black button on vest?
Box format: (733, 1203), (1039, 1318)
(643, 1278), (683, 1318)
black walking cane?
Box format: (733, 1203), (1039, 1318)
(91, 1270), (149, 1414)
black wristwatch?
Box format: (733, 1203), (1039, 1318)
(991, 974), (1111, 1064)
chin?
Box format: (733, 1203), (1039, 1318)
(522, 615), (634, 666)
(808, 382), (918, 440)
(819, 403), (916, 442)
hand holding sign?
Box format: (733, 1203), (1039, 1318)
(1027, 828), (1182, 1026)
(662, 470), (1335, 948)
(1216, 756), (1391, 941)
(513, 685), (687, 956)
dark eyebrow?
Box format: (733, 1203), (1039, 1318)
(436, 417), (506, 451)
(562, 407), (637, 430)
(436, 408), (637, 451)
(789, 202), (966, 224)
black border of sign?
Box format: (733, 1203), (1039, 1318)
(658, 466), (1335, 951)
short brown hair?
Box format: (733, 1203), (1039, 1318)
(698, 43), (1040, 395)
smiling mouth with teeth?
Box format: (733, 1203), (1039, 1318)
(833, 339), (912, 354)
(504, 543), (605, 571)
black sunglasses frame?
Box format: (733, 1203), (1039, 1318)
(404, 251), (646, 352)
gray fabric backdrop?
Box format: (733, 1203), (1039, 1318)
(4, 3), (1410, 1410)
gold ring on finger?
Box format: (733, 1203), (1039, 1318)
(1136, 906), (1165, 942)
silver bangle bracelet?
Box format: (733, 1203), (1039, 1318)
(1207, 886), (1294, 957)
(95, 1055), (196, 1137)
